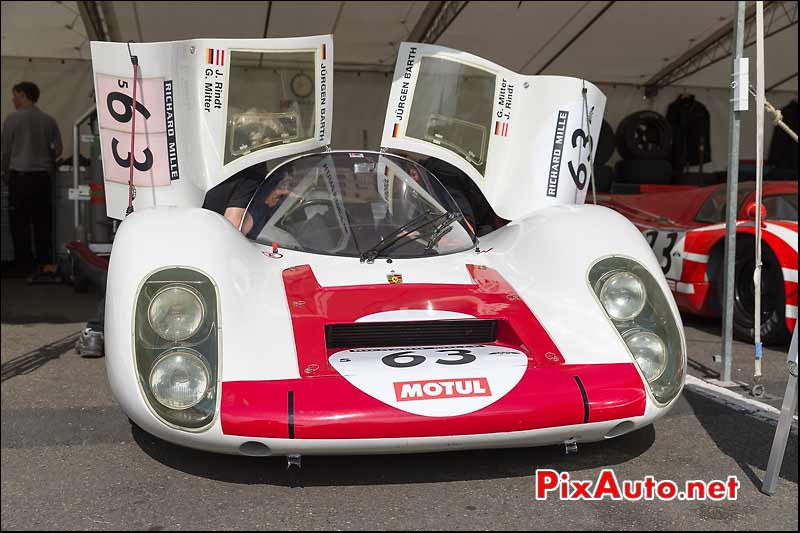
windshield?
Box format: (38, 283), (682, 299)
(242, 152), (476, 259)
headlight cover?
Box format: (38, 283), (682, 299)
(598, 271), (646, 321)
(149, 349), (211, 410)
(589, 257), (685, 405)
(623, 329), (667, 382)
(135, 268), (219, 430)
(148, 285), (205, 341)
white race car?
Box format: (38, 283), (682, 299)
(91, 36), (685, 457)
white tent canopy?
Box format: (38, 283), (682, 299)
(1, 1), (798, 169)
(2, 1), (797, 89)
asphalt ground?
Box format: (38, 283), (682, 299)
(1, 278), (797, 531)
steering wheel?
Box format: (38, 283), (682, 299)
(283, 197), (336, 222)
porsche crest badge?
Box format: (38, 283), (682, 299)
(387, 272), (403, 284)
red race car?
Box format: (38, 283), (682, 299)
(600, 181), (798, 344)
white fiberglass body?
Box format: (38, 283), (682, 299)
(92, 36), (685, 456)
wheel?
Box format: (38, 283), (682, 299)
(594, 120), (615, 166)
(614, 159), (672, 184)
(726, 237), (789, 345)
(616, 111), (672, 160)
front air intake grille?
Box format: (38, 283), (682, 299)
(325, 320), (498, 349)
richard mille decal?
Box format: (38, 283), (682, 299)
(547, 110), (569, 197)
(163, 80), (180, 181)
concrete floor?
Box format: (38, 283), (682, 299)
(1, 278), (797, 530)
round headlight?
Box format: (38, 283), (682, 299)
(149, 350), (211, 410)
(148, 285), (205, 341)
(599, 271), (646, 321)
(624, 330), (667, 382)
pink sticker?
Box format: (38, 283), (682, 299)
(96, 74), (166, 133)
(100, 130), (171, 187)
(96, 74), (172, 187)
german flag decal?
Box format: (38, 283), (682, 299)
(206, 48), (225, 66)
(392, 123), (400, 138)
(494, 121), (509, 137)
(321, 43), (327, 60)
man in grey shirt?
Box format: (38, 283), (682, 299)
(1, 81), (62, 273)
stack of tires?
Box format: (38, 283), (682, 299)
(614, 111), (673, 184)
(592, 120), (615, 193)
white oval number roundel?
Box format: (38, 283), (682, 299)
(329, 345), (528, 417)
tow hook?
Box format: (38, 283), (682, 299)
(563, 438), (578, 455)
(287, 454), (302, 469)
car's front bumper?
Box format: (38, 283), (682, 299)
(125, 362), (673, 456)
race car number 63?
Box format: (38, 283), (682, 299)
(107, 80), (154, 172)
(382, 349), (476, 368)
(569, 128), (592, 190)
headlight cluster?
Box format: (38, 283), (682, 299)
(590, 257), (685, 404)
(135, 268), (218, 430)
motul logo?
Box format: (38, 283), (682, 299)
(394, 378), (492, 401)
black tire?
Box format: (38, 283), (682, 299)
(719, 237), (790, 345)
(615, 159), (672, 184)
(616, 111), (673, 160)
(592, 164), (614, 193)
(594, 120), (615, 166)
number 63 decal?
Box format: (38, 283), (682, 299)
(107, 84), (154, 172)
(568, 128), (592, 190)
(95, 74), (172, 187)
(382, 348), (476, 368)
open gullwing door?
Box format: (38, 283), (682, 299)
(90, 35), (333, 220)
(380, 42), (606, 221)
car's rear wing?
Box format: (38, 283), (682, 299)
(90, 35), (333, 219)
(380, 42), (606, 221)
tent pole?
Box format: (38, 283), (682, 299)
(720, 0), (747, 385)
(753, 0), (766, 389)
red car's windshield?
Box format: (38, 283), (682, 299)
(695, 183), (798, 223)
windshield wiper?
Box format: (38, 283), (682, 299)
(359, 211), (452, 264)
(423, 212), (465, 254)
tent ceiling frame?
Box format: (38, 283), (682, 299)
(258, 1), (272, 68)
(99, 2), (122, 42)
(410, 1), (469, 44)
(646, 0), (798, 90)
(77, 1), (109, 42)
